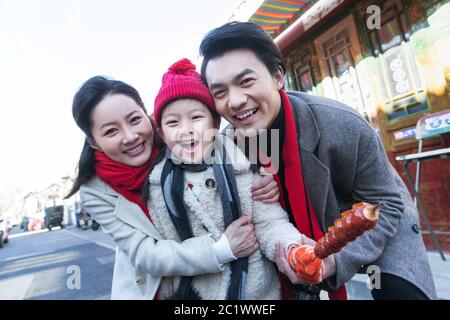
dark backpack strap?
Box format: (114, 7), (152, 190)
(160, 159), (200, 300)
(213, 144), (248, 300)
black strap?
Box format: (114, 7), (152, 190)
(160, 143), (248, 300)
(161, 160), (200, 300)
(213, 143), (248, 300)
(161, 160), (195, 241)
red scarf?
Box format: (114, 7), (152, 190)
(94, 144), (159, 223)
(275, 90), (347, 300)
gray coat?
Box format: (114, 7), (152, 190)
(286, 91), (437, 299)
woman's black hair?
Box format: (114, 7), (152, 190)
(199, 21), (285, 84)
(65, 76), (163, 199)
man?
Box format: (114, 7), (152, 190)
(199, 21), (437, 300)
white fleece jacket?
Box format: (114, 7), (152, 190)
(148, 135), (302, 299)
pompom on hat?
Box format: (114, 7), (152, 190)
(153, 58), (216, 126)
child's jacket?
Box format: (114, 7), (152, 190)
(148, 135), (302, 299)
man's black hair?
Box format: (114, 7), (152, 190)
(199, 21), (285, 84)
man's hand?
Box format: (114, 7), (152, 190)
(224, 215), (259, 258)
(276, 235), (337, 285)
(251, 167), (280, 204)
(275, 243), (310, 285)
(288, 245), (325, 284)
(300, 234), (337, 280)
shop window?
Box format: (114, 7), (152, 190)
(321, 28), (368, 118)
(292, 49), (318, 94)
(368, 1), (410, 55)
(283, 67), (297, 92)
(367, 0), (427, 123)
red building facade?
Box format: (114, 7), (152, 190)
(248, 0), (450, 251)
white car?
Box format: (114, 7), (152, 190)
(0, 219), (10, 248)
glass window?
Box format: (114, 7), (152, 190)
(366, 0), (428, 123)
(367, 0), (409, 55)
(379, 18), (403, 52)
(292, 48), (318, 94)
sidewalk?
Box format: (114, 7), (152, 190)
(346, 251), (450, 300)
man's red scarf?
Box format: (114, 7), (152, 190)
(94, 144), (159, 223)
(274, 90), (347, 300)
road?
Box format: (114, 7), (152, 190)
(0, 225), (115, 300)
(1, 225), (448, 300)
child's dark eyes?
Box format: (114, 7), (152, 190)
(165, 120), (177, 126)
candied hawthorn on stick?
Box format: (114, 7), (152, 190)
(314, 202), (379, 259)
(287, 202), (379, 284)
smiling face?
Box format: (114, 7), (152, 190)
(205, 48), (284, 136)
(158, 99), (218, 164)
(90, 94), (153, 167)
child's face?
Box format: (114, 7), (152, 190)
(159, 99), (219, 164)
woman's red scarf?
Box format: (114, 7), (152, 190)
(275, 90), (347, 300)
(94, 144), (159, 223)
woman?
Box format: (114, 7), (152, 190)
(66, 76), (279, 299)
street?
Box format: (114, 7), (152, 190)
(0, 225), (115, 300)
(1, 224), (449, 300)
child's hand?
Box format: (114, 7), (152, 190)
(251, 168), (279, 203)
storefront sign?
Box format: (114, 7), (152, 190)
(394, 127), (416, 141)
(417, 110), (450, 138)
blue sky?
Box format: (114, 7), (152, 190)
(0, 0), (261, 192)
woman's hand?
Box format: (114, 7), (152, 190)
(251, 168), (280, 204)
(224, 215), (259, 258)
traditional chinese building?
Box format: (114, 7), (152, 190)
(248, 0), (450, 251)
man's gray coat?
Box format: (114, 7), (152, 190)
(285, 91), (436, 299)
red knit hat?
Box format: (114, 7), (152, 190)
(153, 58), (216, 126)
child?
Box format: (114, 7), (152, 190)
(149, 59), (321, 299)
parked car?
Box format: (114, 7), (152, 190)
(44, 205), (65, 231)
(77, 207), (99, 231)
(28, 217), (45, 231)
(0, 219), (10, 248)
